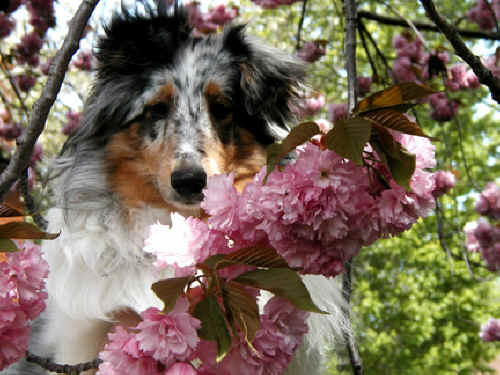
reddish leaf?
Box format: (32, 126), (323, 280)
(233, 268), (327, 314)
(324, 117), (372, 165)
(0, 222), (59, 240)
(0, 238), (19, 252)
(354, 83), (435, 114)
(265, 121), (321, 183)
(151, 276), (191, 313)
(194, 294), (232, 362)
(363, 109), (436, 139)
(223, 282), (260, 344)
(223, 245), (289, 269)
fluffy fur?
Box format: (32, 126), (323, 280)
(4, 6), (348, 375)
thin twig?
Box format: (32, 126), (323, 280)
(0, 0), (101, 201)
(358, 10), (500, 41)
(25, 351), (102, 374)
(18, 168), (48, 230)
(357, 21), (380, 83)
(419, 0), (500, 103)
(483, 0), (499, 34)
(0, 53), (30, 117)
(358, 21), (392, 78)
(295, 0), (308, 51)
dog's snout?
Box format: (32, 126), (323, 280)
(171, 167), (207, 198)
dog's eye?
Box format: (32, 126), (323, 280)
(210, 102), (232, 121)
(147, 102), (170, 120)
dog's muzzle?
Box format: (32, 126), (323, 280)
(171, 167), (207, 202)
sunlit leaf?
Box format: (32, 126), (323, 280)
(233, 268), (327, 314)
(223, 281), (260, 344)
(324, 117), (372, 165)
(0, 238), (19, 252)
(0, 222), (59, 240)
(386, 145), (416, 192)
(354, 83), (435, 114)
(194, 294), (232, 362)
(151, 276), (191, 313)
(363, 108), (436, 139)
(224, 245), (289, 269)
(265, 121), (321, 183)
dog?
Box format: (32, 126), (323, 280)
(5, 5), (348, 375)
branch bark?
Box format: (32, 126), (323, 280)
(358, 10), (500, 41)
(343, 2), (363, 374)
(25, 351), (101, 374)
(0, 0), (101, 201)
(418, 0), (500, 103)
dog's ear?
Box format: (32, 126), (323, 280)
(96, 7), (192, 77)
(223, 25), (306, 130)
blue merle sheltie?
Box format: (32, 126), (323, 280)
(6, 5), (348, 375)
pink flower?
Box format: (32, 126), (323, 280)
(357, 76), (372, 96)
(297, 41), (326, 63)
(465, 218), (500, 271)
(327, 103), (348, 123)
(164, 362), (198, 375)
(136, 298), (201, 367)
(73, 51), (94, 71)
(475, 182), (500, 220)
(144, 213), (199, 272)
(480, 318), (500, 341)
(0, 241), (49, 320)
(201, 173), (240, 233)
(464, 221), (481, 252)
(0, 13), (15, 39)
(392, 56), (417, 83)
(16, 31), (43, 66)
(14, 75), (37, 93)
(432, 170), (456, 198)
(63, 111), (81, 135)
(428, 93), (459, 122)
(98, 326), (161, 375)
(467, 0), (500, 30)
(293, 92), (326, 118)
(0, 308), (30, 371)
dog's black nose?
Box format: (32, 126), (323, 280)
(171, 167), (207, 198)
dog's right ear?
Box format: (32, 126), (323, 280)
(223, 25), (306, 132)
(96, 7), (192, 77)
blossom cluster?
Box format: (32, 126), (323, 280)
(391, 32), (480, 122)
(251, 0), (303, 10)
(186, 3), (238, 35)
(466, 0), (500, 30)
(296, 41), (326, 63)
(0, 241), (49, 371)
(464, 182), (500, 273)
(480, 318), (500, 342)
(97, 296), (308, 375)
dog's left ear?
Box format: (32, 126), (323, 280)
(223, 26), (306, 131)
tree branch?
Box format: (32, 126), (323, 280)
(0, 0), (101, 201)
(358, 10), (500, 41)
(295, 0), (308, 51)
(343, 1), (363, 374)
(419, 0), (500, 102)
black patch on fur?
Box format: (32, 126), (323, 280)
(96, 7), (192, 78)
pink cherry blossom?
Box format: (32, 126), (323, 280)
(164, 362), (198, 375)
(98, 326), (161, 375)
(357, 76), (372, 96)
(0, 309), (30, 371)
(136, 298), (201, 367)
(327, 103), (348, 123)
(475, 182), (500, 220)
(480, 318), (500, 341)
(432, 170), (456, 198)
(467, 0), (500, 30)
(297, 41), (326, 63)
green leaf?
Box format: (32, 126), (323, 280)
(151, 276), (191, 313)
(223, 281), (261, 344)
(265, 121), (321, 183)
(0, 222), (59, 240)
(233, 268), (327, 314)
(324, 117), (372, 165)
(0, 238), (20, 252)
(386, 145), (416, 192)
(223, 245), (289, 269)
(194, 294), (232, 362)
(354, 83), (435, 114)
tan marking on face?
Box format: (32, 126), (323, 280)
(147, 83), (175, 106)
(201, 128), (266, 192)
(106, 124), (174, 211)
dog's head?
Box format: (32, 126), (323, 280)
(63, 7), (305, 216)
